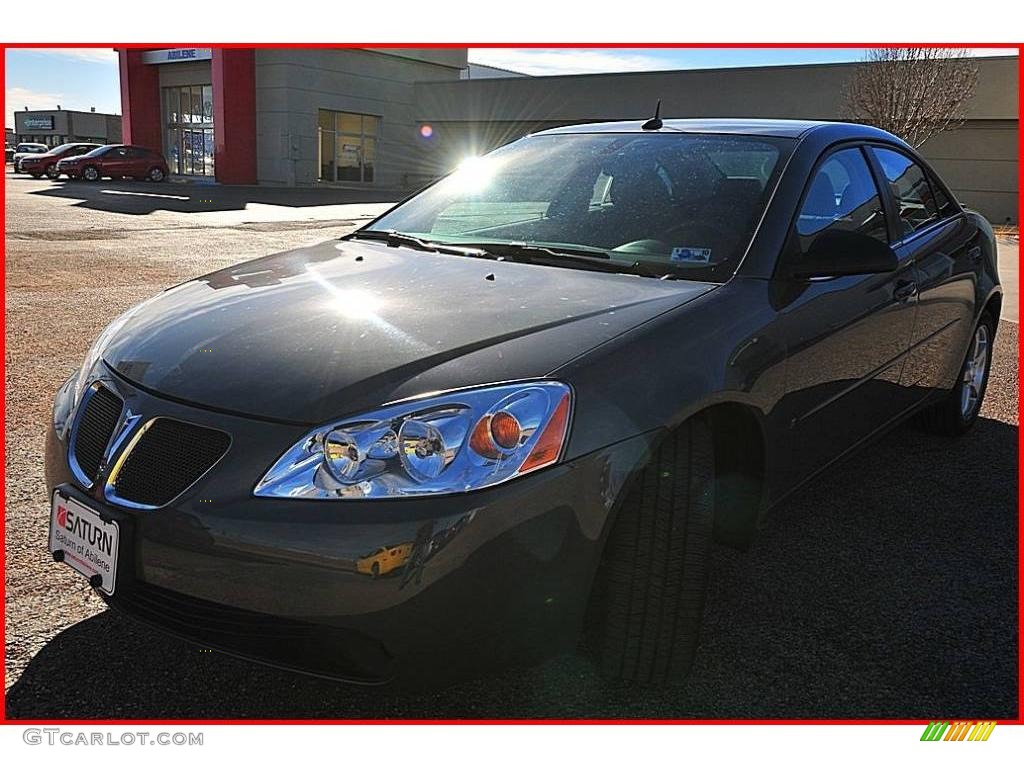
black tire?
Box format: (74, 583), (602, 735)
(917, 311), (995, 436)
(29, 172), (41, 179)
(45, 164), (59, 179)
(82, 165), (100, 182)
(148, 166), (166, 182)
(589, 416), (715, 684)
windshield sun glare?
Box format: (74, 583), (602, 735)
(369, 132), (794, 282)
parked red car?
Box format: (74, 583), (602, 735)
(57, 144), (169, 182)
(19, 143), (101, 179)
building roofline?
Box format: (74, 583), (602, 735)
(14, 109), (121, 117)
(429, 53), (1019, 85)
(465, 62), (531, 77)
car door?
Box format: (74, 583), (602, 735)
(125, 147), (151, 177)
(776, 145), (920, 482)
(102, 147), (131, 177)
(868, 146), (979, 398)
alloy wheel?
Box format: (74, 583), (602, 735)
(960, 324), (989, 419)
(83, 167), (99, 182)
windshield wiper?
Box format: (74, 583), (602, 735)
(348, 230), (495, 259)
(349, 232), (677, 279)
(461, 241), (610, 260)
(459, 241), (674, 279)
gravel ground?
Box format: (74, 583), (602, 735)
(4, 171), (1018, 719)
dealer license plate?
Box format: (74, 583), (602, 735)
(49, 491), (119, 595)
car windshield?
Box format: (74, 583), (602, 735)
(82, 145), (113, 157)
(49, 143), (76, 154)
(17, 144), (47, 153)
(368, 132), (794, 281)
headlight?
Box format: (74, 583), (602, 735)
(255, 381), (572, 499)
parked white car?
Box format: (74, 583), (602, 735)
(12, 143), (49, 172)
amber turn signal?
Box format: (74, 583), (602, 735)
(519, 392), (571, 473)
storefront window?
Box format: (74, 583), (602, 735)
(163, 85), (214, 177)
(202, 85), (214, 123)
(317, 109), (379, 184)
(166, 88), (179, 124)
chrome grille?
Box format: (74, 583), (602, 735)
(70, 385), (123, 484)
(108, 418), (230, 508)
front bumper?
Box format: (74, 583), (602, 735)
(45, 369), (653, 684)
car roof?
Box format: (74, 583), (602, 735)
(532, 118), (892, 140)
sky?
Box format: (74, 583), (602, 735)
(5, 47), (1014, 130)
(6, 48), (121, 129)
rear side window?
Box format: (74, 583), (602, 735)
(872, 147), (940, 238)
(930, 176), (958, 218)
(796, 147), (888, 249)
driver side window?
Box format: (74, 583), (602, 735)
(796, 147), (888, 252)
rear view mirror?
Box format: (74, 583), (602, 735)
(789, 230), (898, 279)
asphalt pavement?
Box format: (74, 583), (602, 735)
(4, 171), (1018, 719)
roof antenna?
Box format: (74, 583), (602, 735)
(641, 100), (663, 131)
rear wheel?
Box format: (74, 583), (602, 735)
(148, 166), (166, 182)
(917, 311), (995, 436)
(82, 165), (100, 182)
(589, 416), (715, 684)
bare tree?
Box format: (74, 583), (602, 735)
(843, 48), (979, 147)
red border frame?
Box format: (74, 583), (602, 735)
(1, 42), (1021, 726)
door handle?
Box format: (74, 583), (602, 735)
(893, 279), (918, 302)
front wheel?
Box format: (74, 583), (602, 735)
(587, 416), (715, 684)
(148, 166), (165, 182)
(82, 165), (100, 182)
(917, 312), (995, 436)
(45, 164), (59, 179)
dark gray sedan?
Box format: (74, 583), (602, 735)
(46, 119), (1000, 686)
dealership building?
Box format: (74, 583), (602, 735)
(116, 48), (1019, 223)
(12, 108), (122, 147)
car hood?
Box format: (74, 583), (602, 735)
(101, 239), (713, 424)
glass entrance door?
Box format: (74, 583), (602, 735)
(163, 85), (214, 176)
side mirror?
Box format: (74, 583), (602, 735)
(788, 229), (898, 279)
